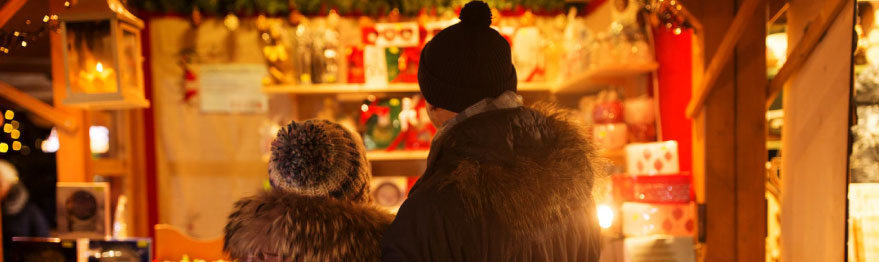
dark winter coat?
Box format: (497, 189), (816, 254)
(3, 184), (50, 262)
(224, 190), (394, 261)
(382, 105), (602, 262)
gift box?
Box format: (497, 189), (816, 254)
(593, 123), (627, 150)
(622, 202), (695, 237)
(87, 238), (152, 262)
(625, 141), (680, 175)
(624, 235), (695, 262)
(613, 174), (691, 203)
(11, 237), (81, 262)
(371, 176), (409, 214)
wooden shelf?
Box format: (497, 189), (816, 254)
(366, 148), (625, 164)
(367, 150), (429, 161)
(263, 82), (553, 94)
(553, 62), (659, 94)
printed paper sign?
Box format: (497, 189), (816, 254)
(199, 64), (268, 113)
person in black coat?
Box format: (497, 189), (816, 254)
(1, 160), (50, 262)
(381, 1), (603, 261)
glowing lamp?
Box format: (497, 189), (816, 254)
(597, 204), (614, 229)
(59, 0), (149, 109)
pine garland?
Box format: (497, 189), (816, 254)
(127, 0), (576, 17)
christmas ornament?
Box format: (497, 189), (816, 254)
(360, 97), (402, 150)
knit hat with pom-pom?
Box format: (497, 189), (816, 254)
(418, 0), (517, 113)
(269, 120), (371, 202)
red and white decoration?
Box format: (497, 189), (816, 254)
(622, 202), (695, 237)
(625, 141), (680, 175)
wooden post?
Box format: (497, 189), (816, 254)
(780, 0), (852, 261)
(684, 0), (767, 260)
(50, 0), (91, 182)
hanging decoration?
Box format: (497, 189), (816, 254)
(0, 14), (61, 55)
(640, 0), (693, 34)
(59, 0), (150, 109)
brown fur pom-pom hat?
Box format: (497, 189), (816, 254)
(269, 120), (371, 202)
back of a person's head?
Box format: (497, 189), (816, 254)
(268, 119), (371, 202)
(418, 1), (518, 112)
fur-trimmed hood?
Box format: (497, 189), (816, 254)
(224, 190), (393, 261)
(421, 103), (601, 237)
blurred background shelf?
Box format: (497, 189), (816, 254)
(367, 150), (430, 161)
(365, 148), (626, 166)
(553, 62), (659, 94)
(263, 82), (554, 94)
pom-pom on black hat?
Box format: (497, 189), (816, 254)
(418, 0), (517, 113)
(269, 120), (371, 202)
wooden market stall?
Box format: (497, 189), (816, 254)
(0, 0), (865, 261)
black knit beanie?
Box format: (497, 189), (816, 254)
(269, 120), (371, 203)
(418, 1), (517, 113)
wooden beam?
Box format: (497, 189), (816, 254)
(0, 81), (78, 133)
(768, 3), (789, 26)
(768, 0), (789, 26)
(734, 4), (768, 260)
(765, 0), (848, 108)
(0, 0), (27, 28)
(685, 0), (764, 118)
(51, 0), (91, 183)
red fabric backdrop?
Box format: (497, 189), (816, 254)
(653, 27), (693, 173)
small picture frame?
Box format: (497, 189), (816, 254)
(371, 176), (409, 213)
(56, 182), (111, 239)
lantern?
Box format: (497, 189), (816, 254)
(59, 0), (148, 109)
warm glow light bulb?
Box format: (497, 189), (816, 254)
(10, 129), (19, 139)
(96, 62), (104, 73)
(597, 204), (614, 229)
(0, 143), (7, 153)
(4, 110), (13, 120)
(41, 128), (59, 153)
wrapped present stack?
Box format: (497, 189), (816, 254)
(613, 140), (697, 262)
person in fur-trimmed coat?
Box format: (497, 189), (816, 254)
(225, 120), (393, 261)
(381, 1), (602, 261)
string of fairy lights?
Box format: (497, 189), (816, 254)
(0, 1), (67, 55)
(0, 109), (31, 155)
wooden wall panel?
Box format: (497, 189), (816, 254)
(781, 0), (852, 261)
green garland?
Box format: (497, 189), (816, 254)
(127, 0), (572, 17)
